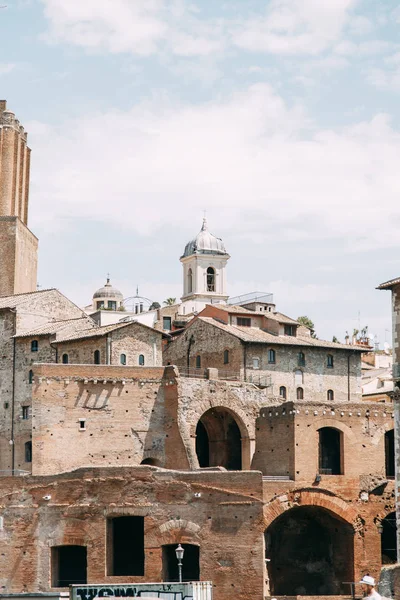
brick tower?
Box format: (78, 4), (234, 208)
(0, 100), (38, 296)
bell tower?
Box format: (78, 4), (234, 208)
(179, 218), (230, 315)
(0, 100), (38, 297)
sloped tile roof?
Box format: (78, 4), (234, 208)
(376, 277), (400, 290)
(0, 288), (56, 309)
(197, 317), (365, 351)
(14, 317), (96, 339)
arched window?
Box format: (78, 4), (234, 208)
(268, 349), (276, 364)
(31, 340), (38, 352)
(327, 389), (334, 401)
(223, 349), (229, 364)
(25, 441), (32, 463)
(196, 355), (201, 369)
(319, 427), (343, 475)
(327, 354), (334, 368)
(298, 351), (305, 366)
(120, 353), (127, 366)
(187, 268), (193, 294)
(94, 350), (100, 365)
(28, 369), (33, 384)
(62, 353), (69, 364)
(206, 267), (215, 292)
(138, 354), (145, 366)
(297, 387), (304, 400)
(279, 386), (287, 399)
(385, 429), (395, 478)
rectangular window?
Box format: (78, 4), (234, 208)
(327, 354), (334, 368)
(22, 406), (30, 420)
(107, 516), (145, 576)
(252, 357), (260, 369)
(237, 317), (251, 327)
(268, 349), (276, 364)
(108, 301), (117, 310)
(284, 325), (296, 336)
(79, 419), (86, 431)
(51, 546), (87, 587)
(163, 317), (172, 331)
(96, 301), (104, 310)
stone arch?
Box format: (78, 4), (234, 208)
(193, 404), (252, 470)
(147, 519), (201, 548)
(264, 489), (360, 530)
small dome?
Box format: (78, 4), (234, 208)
(182, 218), (227, 258)
(93, 277), (123, 300)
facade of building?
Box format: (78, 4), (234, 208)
(164, 303), (364, 402)
(377, 277), (400, 568)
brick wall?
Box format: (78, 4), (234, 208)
(0, 467), (264, 600)
(32, 364), (166, 475)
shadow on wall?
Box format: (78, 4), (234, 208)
(265, 505), (355, 596)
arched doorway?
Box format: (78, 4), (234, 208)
(195, 408), (243, 470)
(381, 512), (397, 564)
(265, 506), (354, 595)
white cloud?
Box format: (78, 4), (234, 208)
(232, 0), (358, 55)
(27, 84), (400, 254)
(40, 0), (226, 57)
(0, 63), (15, 75)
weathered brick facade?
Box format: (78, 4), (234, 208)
(0, 466), (265, 600)
(22, 362), (396, 598)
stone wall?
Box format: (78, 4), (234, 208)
(164, 319), (244, 375)
(55, 322), (163, 367)
(164, 318), (361, 402)
(0, 291), (88, 472)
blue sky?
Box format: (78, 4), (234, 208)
(2, 0), (400, 344)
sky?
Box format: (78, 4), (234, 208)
(1, 0), (400, 345)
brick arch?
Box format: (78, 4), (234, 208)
(264, 489), (360, 531)
(188, 402), (254, 440)
(309, 417), (357, 444)
(147, 519), (201, 547)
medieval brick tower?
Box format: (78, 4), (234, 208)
(0, 100), (38, 296)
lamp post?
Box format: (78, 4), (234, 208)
(175, 544), (185, 583)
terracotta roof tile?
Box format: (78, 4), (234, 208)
(197, 317), (365, 351)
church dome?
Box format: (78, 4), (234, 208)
(93, 277), (123, 300)
(182, 219), (228, 258)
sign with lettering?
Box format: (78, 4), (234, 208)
(71, 582), (212, 600)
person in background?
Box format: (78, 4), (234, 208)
(359, 575), (381, 600)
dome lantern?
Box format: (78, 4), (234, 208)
(92, 277), (123, 311)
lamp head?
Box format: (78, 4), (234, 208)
(175, 544), (184, 561)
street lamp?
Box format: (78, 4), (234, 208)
(175, 544), (185, 583)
